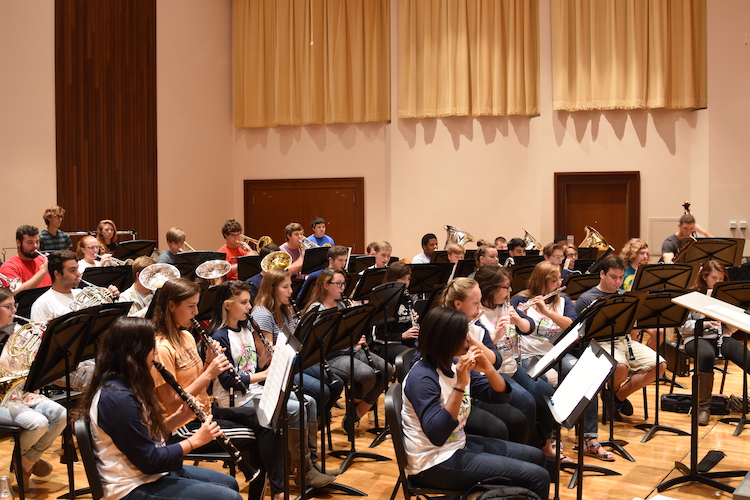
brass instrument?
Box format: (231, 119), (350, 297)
(260, 251), (292, 272)
(139, 263), (180, 291)
(99, 254), (134, 267)
(0, 375), (27, 407)
(0, 272), (21, 292)
(71, 279), (114, 311)
(8, 315), (45, 361)
(191, 319), (247, 394)
(522, 229), (542, 251)
(195, 259), (232, 286)
(301, 236), (331, 249)
(240, 234), (273, 252)
(502, 257), (515, 267)
(579, 226), (613, 252)
(152, 360), (260, 483)
(444, 225), (475, 248)
(517, 286), (567, 313)
(182, 241), (197, 252)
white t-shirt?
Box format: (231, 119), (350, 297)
(411, 252), (430, 264)
(478, 305), (518, 375)
(30, 288), (82, 322)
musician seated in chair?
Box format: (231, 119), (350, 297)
(95, 219), (119, 254)
(245, 243), (280, 302)
(371, 262), (419, 365)
(575, 255), (666, 424)
(157, 227), (186, 265)
(218, 219), (256, 281)
(542, 243), (568, 278)
(468, 244), (498, 279)
(660, 213), (713, 264)
(446, 243), (466, 264)
(77, 235), (116, 273)
(507, 238), (527, 257)
(411, 233), (438, 264)
(279, 222), (306, 277)
(120, 256), (157, 317)
(0, 225), (51, 292)
(0, 287), (67, 493)
(296, 245), (349, 301)
(494, 236), (508, 251)
(308, 216), (335, 247)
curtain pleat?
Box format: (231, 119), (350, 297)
(552, 0), (706, 112)
(234, 0), (390, 128)
(398, 0), (539, 119)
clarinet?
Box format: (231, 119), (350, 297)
(716, 322), (725, 359)
(289, 299), (339, 385)
(405, 291), (420, 330)
(247, 314), (274, 357)
(191, 319), (248, 395)
(152, 361), (260, 483)
(625, 334), (636, 361)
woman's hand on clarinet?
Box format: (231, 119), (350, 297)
(191, 414), (222, 448)
(205, 352), (230, 378)
(402, 327), (419, 339)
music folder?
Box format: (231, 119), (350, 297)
(547, 341), (616, 429)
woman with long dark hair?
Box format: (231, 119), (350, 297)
(77, 317), (241, 500)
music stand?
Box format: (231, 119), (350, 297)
(296, 276), (318, 307)
(194, 282), (220, 322)
(657, 292), (748, 494)
(175, 251), (226, 281)
(713, 281), (750, 435)
(112, 239), (156, 261)
(581, 292), (647, 462)
(572, 259), (595, 273)
(352, 256), (375, 273)
(728, 264), (750, 282)
(81, 265), (134, 291)
(301, 247), (329, 275)
(577, 247), (599, 260)
(418, 284), (447, 317)
(631, 264), (693, 292)
(350, 268), (388, 302)
(679, 238), (745, 268)
(632, 290), (691, 442)
(14, 286), (50, 319)
(510, 265), (535, 293)
(452, 259), (476, 278)
(512, 255), (543, 267)
(407, 263), (453, 296)
(24, 310), (95, 500)
(79, 302), (132, 362)
(237, 255), (261, 281)
(562, 274), (600, 301)
(430, 250), (449, 263)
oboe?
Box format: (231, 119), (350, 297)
(191, 319), (248, 395)
(517, 286), (567, 312)
(152, 361), (260, 483)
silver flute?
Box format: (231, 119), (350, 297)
(517, 286), (566, 312)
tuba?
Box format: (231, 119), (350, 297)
(522, 229), (542, 251)
(139, 263), (181, 291)
(196, 259), (232, 286)
(579, 226), (613, 252)
(444, 225), (475, 248)
(260, 251), (292, 272)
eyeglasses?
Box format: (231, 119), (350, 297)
(0, 303), (18, 312)
(499, 285), (512, 290)
(329, 282), (347, 287)
(84, 246), (100, 250)
(53, 215), (64, 220)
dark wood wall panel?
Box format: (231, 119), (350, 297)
(55, 0), (157, 240)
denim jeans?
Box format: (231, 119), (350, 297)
(0, 398), (67, 462)
(413, 435), (550, 500)
(295, 366), (344, 414)
(511, 366), (555, 436)
(122, 465), (241, 500)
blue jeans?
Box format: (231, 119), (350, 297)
(511, 366), (555, 436)
(295, 366), (344, 414)
(0, 398), (67, 462)
(122, 465), (241, 500)
(413, 435), (550, 500)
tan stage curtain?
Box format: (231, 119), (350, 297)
(234, 0), (390, 127)
(398, 0), (539, 118)
(552, 0), (706, 112)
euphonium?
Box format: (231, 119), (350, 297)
(579, 226), (613, 252)
(195, 259), (232, 286)
(444, 225), (475, 248)
(522, 229), (542, 251)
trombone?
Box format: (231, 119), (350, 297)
(240, 234), (273, 252)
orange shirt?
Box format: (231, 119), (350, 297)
(218, 244), (248, 280)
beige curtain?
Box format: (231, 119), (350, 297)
(234, 0), (390, 127)
(552, 0), (706, 112)
(398, 0), (539, 118)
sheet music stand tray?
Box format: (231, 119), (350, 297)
(452, 259), (476, 278)
(350, 268), (387, 302)
(301, 247), (329, 275)
(581, 292), (647, 462)
(561, 274), (600, 301)
(657, 292), (748, 494)
(78, 302), (131, 362)
(112, 239), (157, 261)
(236, 255), (261, 281)
(510, 265), (535, 293)
(407, 263), (453, 296)
(678, 238), (745, 268)
(631, 290), (691, 442)
(194, 282), (220, 322)
(24, 310), (95, 500)
(712, 281), (750, 435)
(14, 286), (50, 319)
(632, 264), (693, 292)
(81, 265), (134, 291)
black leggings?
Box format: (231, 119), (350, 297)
(684, 335), (750, 374)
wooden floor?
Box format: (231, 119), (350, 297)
(3, 367), (749, 500)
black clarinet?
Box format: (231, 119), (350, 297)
(246, 314), (274, 357)
(342, 294), (380, 375)
(290, 298), (340, 385)
(191, 319), (248, 395)
(152, 361), (260, 483)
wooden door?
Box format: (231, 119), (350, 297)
(554, 172), (640, 254)
(244, 178), (365, 253)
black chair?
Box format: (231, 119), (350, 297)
(0, 424), (25, 500)
(384, 383), (464, 500)
(73, 419), (104, 500)
(394, 348), (415, 384)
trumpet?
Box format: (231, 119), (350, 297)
(301, 236), (331, 249)
(240, 234), (273, 252)
(0, 272), (21, 292)
(517, 286), (566, 312)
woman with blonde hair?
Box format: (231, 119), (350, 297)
(96, 219), (119, 253)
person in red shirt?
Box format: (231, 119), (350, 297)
(0, 225), (51, 292)
(217, 219), (257, 281)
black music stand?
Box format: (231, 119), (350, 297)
(562, 274), (600, 301)
(352, 256), (375, 273)
(78, 302), (131, 362)
(81, 265), (134, 291)
(407, 263), (452, 296)
(572, 259), (595, 273)
(296, 276), (318, 307)
(728, 263), (750, 282)
(14, 286), (50, 319)
(679, 238), (745, 268)
(577, 247), (599, 260)
(350, 268), (387, 302)
(301, 247), (329, 275)
(512, 255), (544, 267)
(430, 250), (449, 263)
(713, 282), (750, 436)
(658, 292), (748, 495)
(24, 310), (95, 500)
(367, 282), (407, 447)
(175, 251), (226, 281)
(510, 265), (535, 293)
(452, 259), (476, 278)
(325, 305), (391, 472)
(112, 239), (156, 261)
(632, 290), (691, 442)
(237, 255), (261, 281)
(632, 264), (693, 292)
(582, 292), (647, 462)
(419, 284), (447, 317)
(585, 249), (614, 275)
(194, 282), (220, 322)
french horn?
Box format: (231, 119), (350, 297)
(71, 279), (115, 311)
(579, 226), (613, 252)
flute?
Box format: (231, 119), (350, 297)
(517, 286), (567, 312)
(191, 319), (248, 395)
(152, 360), (260, 483)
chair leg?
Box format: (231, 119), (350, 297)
(13, 431), (25, 500)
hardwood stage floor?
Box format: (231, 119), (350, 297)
(3, 367), (749, 500)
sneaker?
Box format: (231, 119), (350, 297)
(615, 396), (634, 417)
(31, 459), (53, 477)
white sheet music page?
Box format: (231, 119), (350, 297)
(551, 345), (612, 421)
(527, 321), (583, 380)
(258, 331), (295, 428)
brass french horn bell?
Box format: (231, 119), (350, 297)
(261, 251), (292, 272)
(580, 226), (613, 251)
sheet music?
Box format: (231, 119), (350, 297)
(550, 344), (612, 421)
(527, 322), (583, 380)
(257, 331), (295, 429)
(705, 304), (750, 331)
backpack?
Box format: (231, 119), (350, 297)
(461, 477), (542, 500)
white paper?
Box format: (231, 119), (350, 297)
(705, 304), (750, 331)
(550, 344), (612, 422)
(257, 332), (295, 429)
(527, 322), (583, 380)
